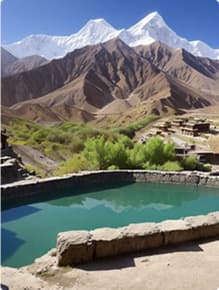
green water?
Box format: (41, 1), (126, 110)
(2, 182), (219, 267)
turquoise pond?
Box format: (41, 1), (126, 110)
(1, 182), (219, 267)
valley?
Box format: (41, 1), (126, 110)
(1, 5), (219, 290)
(2, 33), (219, 177)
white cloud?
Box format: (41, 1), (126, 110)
(216, 0), (219, 3)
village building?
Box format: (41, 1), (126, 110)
(175, 144), (196, 156)
(154, 121), (171, 132)
(181, 121), (210, 136)
(193, 151), (219, 165)
(172, 118), (188, 127)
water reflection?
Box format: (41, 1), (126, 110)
(47, 183), (200, 210)
(2, 181), (133, 210)
(2, 205), (41, 223)
(1, 228), (25, 262)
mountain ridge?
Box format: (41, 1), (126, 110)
(1, 48), (48, 77)
(2, 38), (219, 123)
(3, 11), (219, 60)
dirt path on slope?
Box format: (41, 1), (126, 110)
(13, 144), (57, 176)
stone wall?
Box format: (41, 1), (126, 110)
(1, 170), (219, 202)
(1, 146), (34, 184)
(56, 211), (219, 266)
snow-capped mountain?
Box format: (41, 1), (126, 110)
(4, 11), (219, 60)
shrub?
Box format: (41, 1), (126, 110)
(128, 143), (147, 168)
(113, 115), (159, 137)
(47, 131), (71, 144)
(198, 163), (212, 172)
(24, 164), (46, 178)
(69, 137), (84, 153)
(54, 155), (90, 176)
(107, 165), (119, 170)
(160, 161), (183, 171)
(31, 129), (50, 144)
(144, 137), (176, 165)
(181, 156), (199, 170)
(82, 136), (130, 170)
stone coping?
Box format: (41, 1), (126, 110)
(1, 170), (219, 202)
(56, 211), (219, 266)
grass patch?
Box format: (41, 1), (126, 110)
(24, 164), (46, 178)
(6, 119), (121, 162)
(208, 136), (219, 153)
(112, 115), (159, 137)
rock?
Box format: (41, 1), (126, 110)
(210, 211), (219, 222)
(56, 212), (219, 266)
(123, 223), (163, 252)
(57, 231), (94, 266)
(158, 219), (190, 245)
(91, 227), (124, 258)
(184, 214), (219, 240)
(48, 248), (57, 257)
(122, 223), (163, 252)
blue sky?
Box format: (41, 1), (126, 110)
(1, 0), (219, 48)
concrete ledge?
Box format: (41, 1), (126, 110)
(1, 170), (219, 202)
(56, 211), (219, 266)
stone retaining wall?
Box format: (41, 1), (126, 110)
(57, 211), (219, 266)
(1, 170), (219, 202)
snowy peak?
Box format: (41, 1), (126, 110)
(78, 18), (116, 34)
(129, 11), (166, 32)
(3, 11), (219, 60)
(128, 12), (186, 47)
(70, 18), (118, 44)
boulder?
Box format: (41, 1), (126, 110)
(122, 222), (163, 253)
(57, 231), (94, 266)
(184, 214), (219, 240)
(158, 219), (191, 245)
(90, 227), (124, 258)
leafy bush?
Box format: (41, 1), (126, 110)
(47, 131), (71, 144)
(113, 115), (159, 137)
(82, 136), (129, 170)
(181, 156), (199, 170)
(24, 164), (46, 178)
(69, 137), (84, 153)
(203, 164), (212, 172)
(107, 165), (119, 170)
(54, 155), (90, 176)
(6, 119), (205, 175)
(160, 161), (183, 171)
(128, 143), (146, 168)
(143, 137), (175, 165)
(81, 135), (177, 171)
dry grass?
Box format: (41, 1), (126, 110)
(208, 136), (219, 153)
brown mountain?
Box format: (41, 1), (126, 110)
(135, 41), (219, 95)
(1, 48), (18, 76)
(2, 38), (159, 108)
(4, 55), (48, 78)
(1, 47), (48, 77)
(2, 39), (219, 123)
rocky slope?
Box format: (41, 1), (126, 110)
(1, 47), (18, 68)
(2, 39), (219, 122)
(136, 42), (219, 94)
(1, 47), (48, 77)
